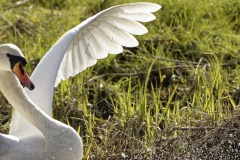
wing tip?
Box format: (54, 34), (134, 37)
(148, 3), (162, 12)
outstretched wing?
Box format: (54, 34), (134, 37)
(9, 2), (161, 138)
(55, 2), (161, 86)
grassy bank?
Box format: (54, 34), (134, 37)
(1, 0), (240, 159)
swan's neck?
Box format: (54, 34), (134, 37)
(0, 71), (54, 138)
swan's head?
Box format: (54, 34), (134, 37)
(0, 44), (35, 90)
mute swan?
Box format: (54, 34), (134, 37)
(0, 2), (161, 159)
(0, 44), (83, 159)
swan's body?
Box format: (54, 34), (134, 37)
(0, 2), (161, 159)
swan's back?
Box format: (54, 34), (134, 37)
(0, 133), (44, 159)
(1, 133), (81, 160)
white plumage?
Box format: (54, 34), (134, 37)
(56, 2), (160, 84)
(0, 2), (161, 159)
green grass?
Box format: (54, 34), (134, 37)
(1, 0), (240, 159)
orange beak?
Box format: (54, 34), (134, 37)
(12, 62), (35, 90)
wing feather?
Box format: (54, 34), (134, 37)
(106, 11), (157, 22)
(56, 3), (161, 86)
(115, 2), (161, 13)
(100, 17), (148, 35)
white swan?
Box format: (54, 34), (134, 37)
(0, 44), (83, 159)
(0, 2), (161, 159)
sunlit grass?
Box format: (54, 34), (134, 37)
(0, 0), (240, 159)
